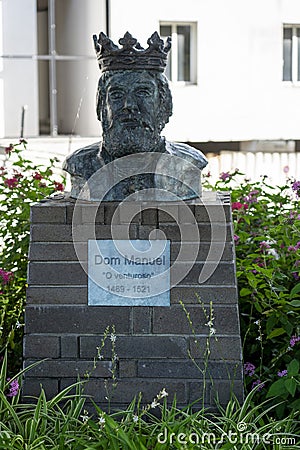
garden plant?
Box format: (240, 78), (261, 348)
(0, 141), (299, 448)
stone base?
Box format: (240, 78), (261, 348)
(23, 192), (243, 410)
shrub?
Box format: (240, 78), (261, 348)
(204, 170), (300, 418)
(0, 140), (65, 373)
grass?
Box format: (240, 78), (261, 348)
(0, 352), (299, 450)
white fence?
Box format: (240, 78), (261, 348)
(1, 137), (300, 188)
(205, 151), (300, 185)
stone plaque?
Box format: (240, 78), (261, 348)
(88, 240), (170, 306)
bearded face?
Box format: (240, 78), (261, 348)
(101, 72), (163, 158)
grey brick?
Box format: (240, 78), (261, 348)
(30, 224), (137, 242)
(23, 335), (60, 358)
(30, 224), (72, 242)
(28, 262), (86, 285)
(141, 208), (158, 225)
(170, 262), (236, 286)
(132, 307), (151, 334)
(188, 381), (210, 404)
(118, 202), (141, 224)
(178, 204), (195, 223)
(209, 379), (244, 405)
(194, 204), (231, 223)
(29, 242), (86, 261)
(30, 204), (67, 224)
(138, 360), (242, 380)
(66, 203), (75, 224)
(159, 223), (232, 241)
(83, 379), (187, 403)
(82, 205), (105, 224)
(158, 205), (179, 223)
(137, 226), (166, 239)
(189, 336), (243, 360)
(22, 378), (59, 400)
(80, 336), (188, 359)
(61, 335), (78, 358)
(26, 286), (87, 304)
(24, 359), (112, 378)
(104, 203), (120, 224)
(153, 305), (240, 334)
(157, 204), (196, 224)
(119, 360), (137, 378)
(171, 286), (238, 304)
(171, 242), (233, 262)
(25, 306), (131, 334)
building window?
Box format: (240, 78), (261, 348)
(160, 23), (197, 84)
(283, 25), (300, 82)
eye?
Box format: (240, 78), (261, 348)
(135, 87), (152, 97)
(108, 89), (124, 100)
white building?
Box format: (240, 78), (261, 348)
(1, 0), (300, 157)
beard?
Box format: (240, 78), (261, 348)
(103, 118), (161, 158)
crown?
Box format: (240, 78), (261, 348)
(93, 31), (171, 72)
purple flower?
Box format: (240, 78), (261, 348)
(220, 172), (230, 181)
(292, 272), (300, 281)
(292, 181), (300, 192)
(294, 260), (300, 267)
(6, 379), (19, 398)
(251, 379), (265, 391)
(244, 362), (256, 377)
(277, 369), (288, 377)
(244, 189), (259, 204)
(283, 165), (289, 174)
(234, 234), (240, 244)
(259, 241), (270, 250)
(290, 335), (300, 347)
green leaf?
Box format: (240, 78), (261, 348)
(266, 316), (278, 335)
(290, 299), (300, 307)
(284, 378), (297, 396)
(290, 283), (300, 296)
(266, 379), (286, 398)
(240, 288), (252, 296)
(267, 328), (286, 339)
(287, 359), (299, 376)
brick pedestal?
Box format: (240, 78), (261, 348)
(23, 192), (243, 410)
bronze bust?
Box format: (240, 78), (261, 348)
(63, 32), (208, 201)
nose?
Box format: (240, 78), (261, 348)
(122, 93), (138, 113)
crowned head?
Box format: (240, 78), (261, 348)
(93, 32), (173, 158)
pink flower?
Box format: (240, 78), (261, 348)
(0, 269), (14, 285)
(4, 177), (18, 189)
(232, 202), (248, 211)
(5, 144), (14, 155)
(33, 172), (43, 181)
(234, 234), (240, 244)
(54, 181), (64, 192)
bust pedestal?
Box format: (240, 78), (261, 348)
(23, 192), (243, 410)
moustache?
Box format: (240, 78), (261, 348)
(108, 113), (154, 132)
